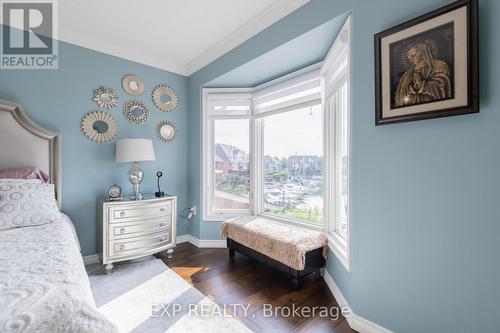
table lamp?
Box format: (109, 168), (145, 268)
(116, 139), (156, 200)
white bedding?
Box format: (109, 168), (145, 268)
(0, 214), (117, 333)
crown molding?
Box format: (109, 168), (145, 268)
(59, 27), (188, 76)
(185, 0), (310, 76)
(14, 0), (309, 76)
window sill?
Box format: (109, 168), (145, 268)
(327, 232), (350, 271)
(258, 213), (324, 231)
(205, 211), (325, 230)
(203, 211), (251, 222)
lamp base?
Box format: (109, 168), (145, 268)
(155, 191), (165, 198)
(131, 193), (144, 200)
(128, 162), (144, 200)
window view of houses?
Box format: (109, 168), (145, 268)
(213, 143), (324, 225)
(213, 119), (250, 210)
(262, 105), (323, 225)
(213, 106), (324, 225)
(214, 143), (250, 209)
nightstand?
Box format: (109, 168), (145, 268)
(97, 195), (176, 274)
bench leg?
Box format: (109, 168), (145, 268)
(292, 278), (301, 290)
(314, 268), (321, 280)
(229, 247), (235, 263)
(289, 268), (301, 290)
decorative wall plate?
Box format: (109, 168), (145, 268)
(152, 85), (178, 112)
(123, 100), (150, 125)
(93, 87), (118, 109)
(122, 74), (144, 96)
(81, 111), (118, 143)
(156, 120), (176, 143)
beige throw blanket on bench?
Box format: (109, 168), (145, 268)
(221, 216), (328, 271)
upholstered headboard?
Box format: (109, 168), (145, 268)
(0, 99), (61, 207)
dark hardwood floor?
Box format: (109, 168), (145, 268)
(161, 243), (357, 333)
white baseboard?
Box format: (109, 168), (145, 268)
(323, 271), (393, 333)
(83, 254), (100, 265)
(198, 238), (227, 248)
(176, 234), (191, 244)
(177, 234), (226, 248)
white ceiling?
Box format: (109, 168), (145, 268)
(58, 0), (309, 76)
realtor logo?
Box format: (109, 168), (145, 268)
(1, 0), (58, 69)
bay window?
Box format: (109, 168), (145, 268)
(322, 16), (351, 269)
(203, 92), (252, 220)
(261, 104), (323, 225)
(203, 16), (351, 269)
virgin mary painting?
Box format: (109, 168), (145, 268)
(389, 22), (455, 109)
(395, 42), (453, 107)
(375, 0), (478, 125)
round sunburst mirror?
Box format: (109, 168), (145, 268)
(122, 74), (144, 96)
(123, 99), (150, 125)
(93, 87), (118, 109)
(152, 85), (178, 112)
(156, 120), (176, 144)
(81, 111), (118, 143)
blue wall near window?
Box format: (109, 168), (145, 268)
(187, 0), (500, 332)
(1, 0), (499, 331)
(0, 27), (190, 256)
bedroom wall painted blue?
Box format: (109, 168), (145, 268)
(0, 28), (190, 256)
(187, 0), (500, 332)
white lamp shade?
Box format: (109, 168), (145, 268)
(116, 139), (156, 163)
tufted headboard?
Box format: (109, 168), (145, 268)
(0, 99), (62, 207)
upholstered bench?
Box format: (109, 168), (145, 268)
(221, 216), (328, 290)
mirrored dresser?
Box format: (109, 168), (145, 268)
(97, 195), (176, 274)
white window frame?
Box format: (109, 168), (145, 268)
(202, 65), (323, 227)
(322, 15), (352, 271)
(255, 101), (324, 231)
(253, 68), (323, 230)
(202, 88), (254, 221)
(202, 15), (352, 270)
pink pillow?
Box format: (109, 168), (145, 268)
(0, 167), (50, 183)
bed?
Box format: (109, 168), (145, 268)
(0, 99), (117, 332)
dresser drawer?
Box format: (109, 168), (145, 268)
(110, 201), (172, 222)
(108, 216), (172, 240)
(109, 231), (171, 258)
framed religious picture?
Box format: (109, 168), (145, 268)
(374, 0), (478, 125)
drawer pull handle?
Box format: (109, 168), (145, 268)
(160, 208), (166, 212)
(120, 212), (126, 217)
(160, 223), (166, 227)
(119, 244), (125, 250)
(119, 228), (126, 234)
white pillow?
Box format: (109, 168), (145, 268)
(0, 183), (61, 230)
(0, 178), (43, 184)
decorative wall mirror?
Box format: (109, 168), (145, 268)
(93, 87), (118, 109)
(123, 100), (150, 125)
(81, 111), (118, 143)
(122, 74), (144, 96)
(152, 85), (178, 112)
(156, 120), (176, 143)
